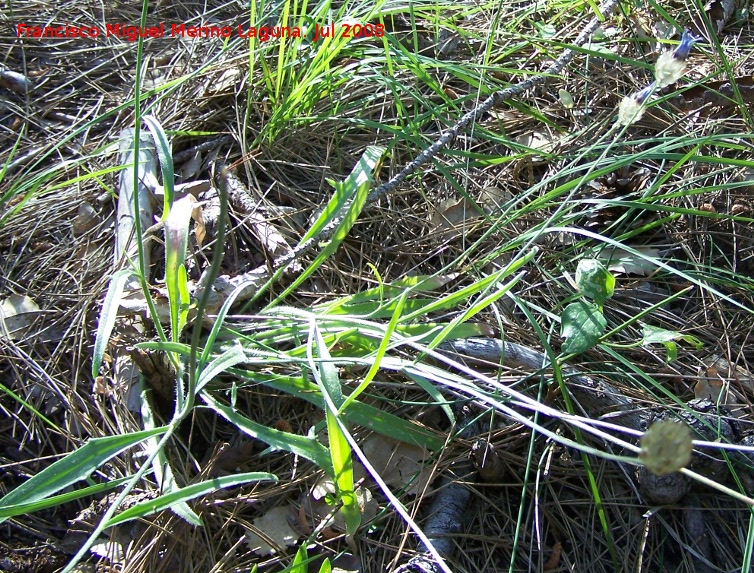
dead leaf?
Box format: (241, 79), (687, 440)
(206, 67), (242, 95)
(245, 505), (300, 555)
(191, 198), (206, 247)
(694, 366), (728, 403)
(0, 294), (42, 341)
(516, 131), (555, 153)
(430, 197), (481, 241)
(72, 202), (101, 236)
(543, 541), (563, 571)
(478, 186), (512, 214)
(601, 246), (662, 276)
(178, 150), (202, 182)
(361, 434), (433, 496)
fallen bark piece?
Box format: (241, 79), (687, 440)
(0, 68), (31, 93)
(438, 337), (648, 432)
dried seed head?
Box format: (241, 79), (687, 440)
(639, 420), (693, 476)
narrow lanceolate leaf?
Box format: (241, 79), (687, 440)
(268, 146), (385, 306)
(196, 344), (247, 394)
(0, 427), (168, 523)
(142, 115), (175, 219)
(0, 476), (132, 519)
(200, 391), (332, 471)
(105, 472), (277, 527)
(142, 389), (200, 525)
(92, 269), (135, 377)
(310, 322), (360, 536)
(164, 195), (194, 340)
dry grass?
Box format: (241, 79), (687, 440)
(3, 0), (754, 571)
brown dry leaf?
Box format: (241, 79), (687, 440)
(207, 67), (242, 95)
(245, 505), (300, 556)
(361, 434), (432, 496)
(602, 246), (662, 276)
(430, 197), (481, 241)
(543, 541), (563, 571)
(71, 202), (101, 236)
(178, 149), (202, 182)
(478, 186), (512, 214)
(0, 68), (31, 93)
(0, 294), (42, 341)
(190, 197), (206, 247)
(704, 354), (754, 391)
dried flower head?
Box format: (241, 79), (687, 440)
(655, 30), (700, 88)
(639, 420), (693, 476)
(617, 82), (655, 126)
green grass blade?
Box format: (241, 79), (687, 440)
(310, 321), (360, 536)
(201, 391), (332, 472)
(196, 344), (247, 394)
(164, 195), (194, 341)
(0, 476), (131, 519)
(266, 145), (385, 306)
(229, 368), (444, 450)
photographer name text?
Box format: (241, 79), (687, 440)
(16, 22), (385, 42)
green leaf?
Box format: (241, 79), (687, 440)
(0, 476), (131, 519)
(575, 258), (615, 306)
(0, 427), (168, 523)
(291, 545), (309, 573)
(561, 301), (607, 354)
(640, 324), (702, 362)
(142, 115), (174, 220)
(164, 195), (194, 341)
(267, 146), (385, 306)
(196, 344), (247, 394)
(310, 323), (360, 536)
(229, 369), (444, 450)
(200, 391), (332, 472)
(141, 386), (201, 525)
(92, 269), (135, 377)
(105, 471), (276, 527)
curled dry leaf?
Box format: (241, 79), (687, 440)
(601, 246), (662, 276)
(0, 69), (31, 93)
(177, 150), (202, 182)
(361, 434), (433, 496)
(72, 202), (101, 236)
(245, 505), (300, 556)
